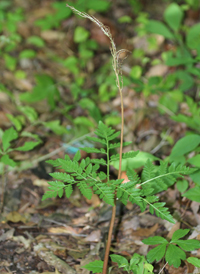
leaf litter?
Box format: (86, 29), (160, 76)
(0, 0), (200, 273)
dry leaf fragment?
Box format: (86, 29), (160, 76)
(6, 211), (27, 223)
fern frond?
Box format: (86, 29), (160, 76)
(49, 172), (74, 183)
(109, 141), (132, 149)
(110, 151), (139, 161)
(107, 131), (121, 141)
(87, 136), (107, 145)
(126, 167), (141, 183)
(80, 159), (86, 169)
(95, 121), (115, 139)
(116, 181), (142, 206)
(90, 181), (114, 206)
(94, 121), (120, 142)
(142, 159), (156, 181)
(81, 147), (106, 154)
(91, 158), (107, 166)
(65, 184), (73, 198)
(42, 181), (65, 200)
(108, 179), (124, 186)
(98, 171), (107, 180)
(77, 182), (93, 199)
(144, 199), (175, 223)
(85, 163), (93, 175)
(141, 161), (191, 194)
(46, 159), (62, 167)
(73, 150), (81, 161)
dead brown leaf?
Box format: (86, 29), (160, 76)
(132, 223), (159, 237)
(6, 211), (28, 223)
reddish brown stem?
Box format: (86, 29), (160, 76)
(102, 74), (124, 274)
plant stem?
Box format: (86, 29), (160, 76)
(65, 5), (126, 273)
(102, 67), (124, 274)
(0, 164), (6, 213)
(102, 203), (116, 274)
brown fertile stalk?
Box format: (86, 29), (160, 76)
(66, 4), (127, 273)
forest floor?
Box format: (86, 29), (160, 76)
(0, 0), (200, 274)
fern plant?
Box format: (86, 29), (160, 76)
(43, 122), (193, 273)
(43, 120), (191, 223)
(42, 4), (195, 274)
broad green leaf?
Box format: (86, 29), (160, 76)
(82, 260), (104, 273)
(187, 257), (200, 268)
(176, 180), (188, 193)
(186, 23), (200, 51)
(111, 151), (158, 171)
(187, 154), (200, 167)
(110, 254), (129, 271)
(171, 229), (190, 241)
(2, 127), (18, 151)
(174, 239), (200, 251)
(146, 20), (174, 39)
(164, 3), (183, 31)
(183, 186), (200, 202)
(170, 135), (200, 160)
(74, 26), (90, 43)
(143, 236), (168, 245)
(0, 155), (17, 167)
(165, 244), (186, 268)
(15, 141), (40, 151)
(146, 244), (167, 263)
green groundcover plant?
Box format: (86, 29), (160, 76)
(42, 4), (200, 274)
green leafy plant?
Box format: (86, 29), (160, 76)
(0, 5), (24, 71)
(0, 126), (41, 211)
(19, 74), (60, 110)
(168, 133), (200, 203)
(83, 253), (154, 274)
(40, 4), (200, 274)
(143, 229), (200, 268)
(131, 2), (200, 102)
